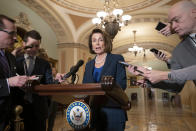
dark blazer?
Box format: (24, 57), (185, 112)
(153, 36), (196, 92)
(83, 53), (127, 129)
(0, 51), (17, 123)
(14, 55), (53, 119)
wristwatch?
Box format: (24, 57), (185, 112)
(168, 72), (172, 80)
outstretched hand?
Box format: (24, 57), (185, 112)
(127, 65), (148, 76)
(55, 73), (66, 83)
(159, 23), (174, 36)
(8, 75), (29, 87)
(153, 51), (170, 62)
(143, 70), (169, 83)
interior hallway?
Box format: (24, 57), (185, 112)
(52, 94), (196, 131)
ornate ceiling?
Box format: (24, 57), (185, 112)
(18, 0), (185, 60)
(2, 0), (191, 70)
(50, 0), (163, 15)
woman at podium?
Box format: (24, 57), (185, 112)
(83, 28), (127, 131)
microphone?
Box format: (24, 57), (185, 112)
(62, 60), (84, 79)
(24, 45), (33, 50)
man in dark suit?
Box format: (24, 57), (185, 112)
(128, 0), (196, 92)
(14, 30), (53, 131)
(0, 14), (28, 131)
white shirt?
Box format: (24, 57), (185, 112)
(189, 33), (196, 47)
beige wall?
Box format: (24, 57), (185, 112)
(57, 43), (92, 83)
(0, 0), (58, 59)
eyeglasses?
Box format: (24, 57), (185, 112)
(31, 44), (40, 48)
(0, 28), (17, 36)
(25, 44), (40, 49)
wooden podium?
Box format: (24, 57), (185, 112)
(33, 83), (106, 105)
(33, 83), (104, 96)
(33, 83), (130, 108)
(34, 83), (107, 130)
(33, 83), (130, 130)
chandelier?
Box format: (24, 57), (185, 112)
(128, 30), (143, 56)
(92, 0), (131, 39)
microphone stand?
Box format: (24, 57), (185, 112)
(71, 74), (76, 84)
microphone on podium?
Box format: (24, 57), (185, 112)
(62, 60), (84, 79)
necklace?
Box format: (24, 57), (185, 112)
(95, 53), (107, 64)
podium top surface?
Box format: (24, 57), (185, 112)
(33, 83), (105, 96)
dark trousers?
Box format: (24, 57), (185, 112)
(0, 122), (5, 131)
(23, 103), (47, 131)
(91, 107), (126, 131)
(48, 101), (58, 131)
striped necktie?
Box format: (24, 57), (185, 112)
(27, 56), (34, 75)
(0, 50), (10, 77)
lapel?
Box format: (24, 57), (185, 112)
(32, 57), (39, 75)
(100, 53), (112, 81)
(5, 51), (16, 77)
(16, 55), (26, 75)
(88, 58), (95, 82)
(184, 36), (196, 58)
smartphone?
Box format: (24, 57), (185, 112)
(150, 48), (159, 54)
(118, 61), (130, 67)
(118, 61), (143, 74)
(155, 22), (167, 31)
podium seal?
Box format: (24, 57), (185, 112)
(66, 101), (91, 129)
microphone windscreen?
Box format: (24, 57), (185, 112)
(77, 60), (84, 67)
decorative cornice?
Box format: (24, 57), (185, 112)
(18, 0), (69, 43)
(130, 14), (168, 23)
(50, 0), (161, 15)
(57, 43), (88, 50)
(113, 42), (174, 54)
(15, 12), (32, 31)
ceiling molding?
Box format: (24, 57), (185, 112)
(49, 0), (163, 15)
(15, 12), (33, 31)
(69, 14), (90, 30)
(57, 42), (88, 50)
(112, 42), (174, 54)
(18, 0), (74, 43)
(130, 13), (168, 23)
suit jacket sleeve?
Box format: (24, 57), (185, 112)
(151, 41), (188, 93)
(44, 61), (53, 84)
(115, 55), (127, 90)
(82, 63), (89, 83)
(0, 79), (9, 97)
(151, 57), (185, 93)
(170, 65), (196, 81)
(0, 52), (17, 97)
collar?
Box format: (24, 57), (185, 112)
(189, 33), (196, 39)
(24, 53), (36, 60)
(0, 49), (5, 56)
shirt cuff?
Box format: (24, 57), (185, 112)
(6, 79), (10, 93)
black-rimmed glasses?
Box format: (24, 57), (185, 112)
(0, 28), (17, 36)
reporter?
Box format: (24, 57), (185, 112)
(128, 0), (196, 93)
(0, 14), (28, 130)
